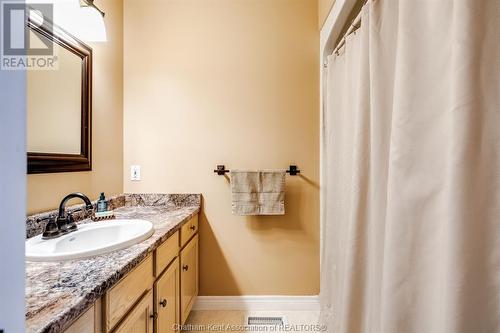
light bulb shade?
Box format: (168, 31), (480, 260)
(27, 0), (107, 43)
(77, 6), (107, 42)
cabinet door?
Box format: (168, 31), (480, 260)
(180, 234), (198, 324)
(154, 257), (180, 333)
(114, 289), (153, 333)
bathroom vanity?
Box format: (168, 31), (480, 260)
(25, 194), (200, 333)
(70, 217), (198, 333)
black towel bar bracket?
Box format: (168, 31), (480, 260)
(214, 165), (229, 175)
(214, 165), (300, 176)
(286, 165), (300, 176)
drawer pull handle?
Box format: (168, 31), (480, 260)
(150, 312), (158, 320)
(159, 299), (167, 307)
(182, 265), (189, 271)
(190, 225), (196, 231)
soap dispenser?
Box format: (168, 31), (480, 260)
(97, 192), (108, 212)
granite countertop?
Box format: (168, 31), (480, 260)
(25, 194), (201, 333)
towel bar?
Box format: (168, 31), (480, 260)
(213, 165), (300, 176)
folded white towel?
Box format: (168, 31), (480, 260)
(230, 170), (286, 215)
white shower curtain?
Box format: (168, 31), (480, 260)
(321, 1), (500, 332)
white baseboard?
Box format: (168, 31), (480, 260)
(193, 295), (320, 311)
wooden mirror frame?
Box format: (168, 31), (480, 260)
(27, 19), (92, 174)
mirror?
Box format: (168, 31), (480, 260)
(27, 18), (92, 174)
(27, 35), (82, 154)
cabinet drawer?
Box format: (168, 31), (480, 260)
(180, 234), (198, 324)
(180, 215), (198, 248)
(63, 302), (97, 333)
(104, 255), (154, 332)
(155, 231), (179, 277)
(113, 289), (154, 333)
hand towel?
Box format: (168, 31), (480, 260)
(230, 170), (285, 215)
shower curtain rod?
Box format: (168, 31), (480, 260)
(332, 0), (368, 55)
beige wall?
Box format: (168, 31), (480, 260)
(319, 0), (335, 28)
(27, 0), (124, 214)
(124, 0), (320, 296)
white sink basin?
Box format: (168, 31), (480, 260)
(26, 219), (154, 262)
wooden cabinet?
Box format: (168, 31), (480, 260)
(64, 305), (94, 333)
(180, 234), (199, 324)
(64, 214), (198, 333)
(154, 258), (180, 333)
(113, 289), (154, 333)
(180, 215), (198, 248)
(104, 255), (154, 332)
(63, 300), (101, 333)
(155, 231), (179, 277)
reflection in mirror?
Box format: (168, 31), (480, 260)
(26, 18), (92, 174)
(27, 28), (82, 155)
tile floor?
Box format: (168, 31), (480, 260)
(182, 310), (323, 333)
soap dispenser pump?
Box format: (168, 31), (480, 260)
(97, 192), (108, 212)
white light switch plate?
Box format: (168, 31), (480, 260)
(130, 165), (141, 181)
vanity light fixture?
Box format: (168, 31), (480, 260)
(70, 0), (107, 42)
(79, 0), (105, 17)
(37, 0), (107, 42)
(78, 0), (107, 42)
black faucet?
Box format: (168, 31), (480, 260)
(42, 192), (94, 239)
